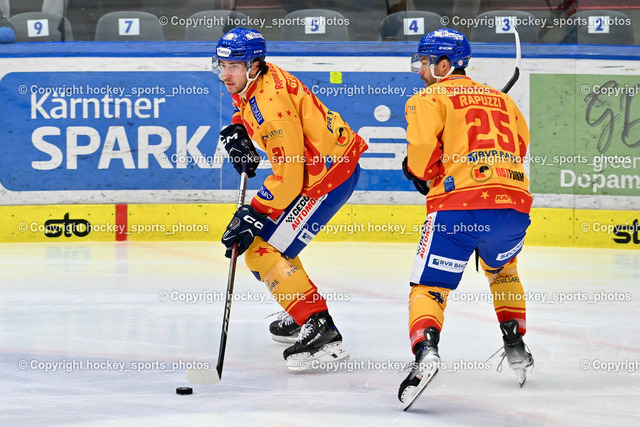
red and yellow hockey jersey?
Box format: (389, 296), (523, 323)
(230, 63), (368, 218)
(405, 75), (532, 214)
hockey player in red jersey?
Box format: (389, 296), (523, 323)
(215, 28), (367, 370)
(398, 29), (534, 410)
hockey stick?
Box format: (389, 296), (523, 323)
(501, 27), (521, 94)
(186, 168), (249, 385)
(475, 27), (521, 272)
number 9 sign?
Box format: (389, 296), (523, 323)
(27, 19), (50, 38)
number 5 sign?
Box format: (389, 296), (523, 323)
(305, 17), (326, 34)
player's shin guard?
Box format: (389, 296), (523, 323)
(408, 285), (449, 351)
(245, 238), (328, 326)
(481, 257), (526, 335)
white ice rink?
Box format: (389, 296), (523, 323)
(1, 241), (639, 426)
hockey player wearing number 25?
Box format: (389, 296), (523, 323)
(215, 28), (368, 370)
(398, 29), (534, 410)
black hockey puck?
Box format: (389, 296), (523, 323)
(176, 387), (193, 395)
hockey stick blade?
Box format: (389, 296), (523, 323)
(186, 367), (221, 385)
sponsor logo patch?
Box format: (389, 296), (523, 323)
(257, 185), (274, 201)
(284, 196), (325, 231)
(471, 164), (493, 182)
(298, 229), (315, 245)
(216, 47), (231, 57)
(495, 194), (513, 204)
(249, 97), (264, 125)
(496, 238), (525, 261)
(428, 255), (467, 273)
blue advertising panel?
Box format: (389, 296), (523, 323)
(0, 70), (420, 193)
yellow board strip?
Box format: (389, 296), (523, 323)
(0, 205), (116, 242)
(0, 204), (637, 249)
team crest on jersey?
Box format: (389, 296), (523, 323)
(471, 164), (493, 182)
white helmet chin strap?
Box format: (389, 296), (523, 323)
(239, 68), (260, 96)
(429, 64), (455, 82)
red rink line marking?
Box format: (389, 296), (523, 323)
(115, 204), (128, 241)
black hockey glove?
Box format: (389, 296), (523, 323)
(402, 156), (430, 196)
(220, 124), (260, 178)
(221, 204), (268, 258)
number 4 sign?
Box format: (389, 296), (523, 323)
(27, 19), (50, 37)
(404, 18), (424, 35)
(119, 18), (141, 36)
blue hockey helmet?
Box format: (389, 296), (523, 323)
(213, 28), (266, 74)
(411, 29), (471, 72)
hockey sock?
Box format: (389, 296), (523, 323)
(481, 257), (527, 335)
(408, 285), (449, 352)
(245, 237), (327, 325)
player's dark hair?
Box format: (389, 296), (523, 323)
(256, 58), (269, 75)
(437, 56), (466, 75)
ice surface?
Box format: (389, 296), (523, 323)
(1, 241), (638, 426)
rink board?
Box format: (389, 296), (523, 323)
(1, 43), (639, 249)
(1, 203), (638, 249)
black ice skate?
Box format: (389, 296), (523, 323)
(283, 311), (349, 371)
(269, 310), (301, 343)
(492, 319), (534, 387)
(398, 327), (441, 411)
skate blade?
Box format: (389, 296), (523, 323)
(286, 342), (350, 371)
(186, 368), (221, 385)
(515, 368), (527, 387)
(271, 334), (299, 344)
(401, 367), (439, 411)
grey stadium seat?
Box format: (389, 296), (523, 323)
(562, 10), (634, 45)
(41, 0), (67, 16)
(0, 0), (8, 17)
(10, 12), (73, 42)
(379, 11), (443, 41)
(469, 10), (540, 43)
(95, 11), (164, 41)
(280, 9), (349, 41)
(184, 10), (248, 41)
